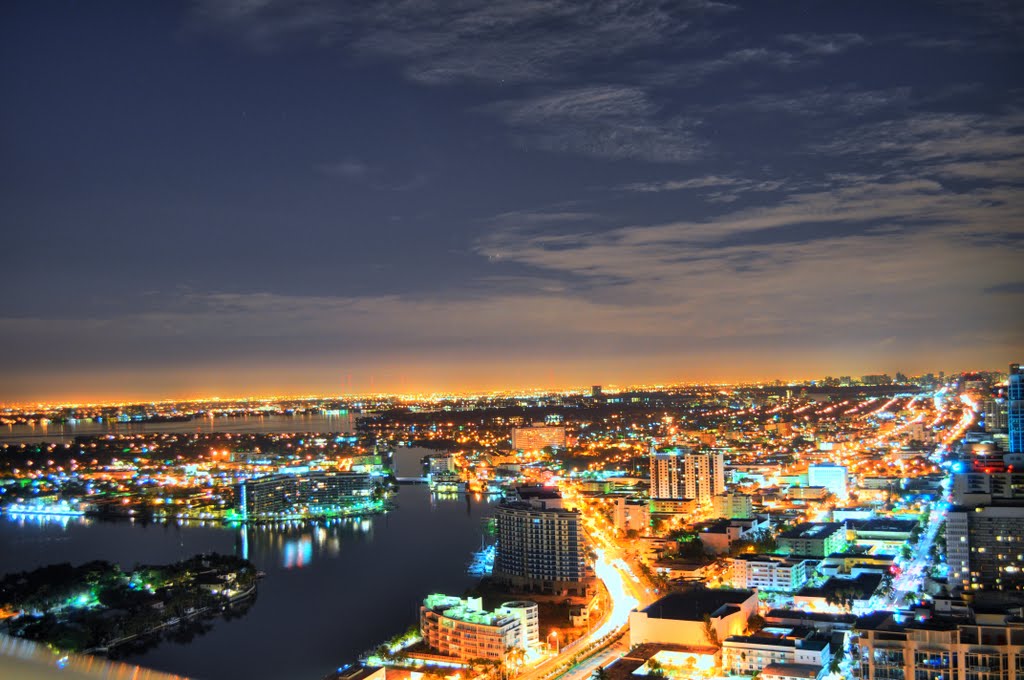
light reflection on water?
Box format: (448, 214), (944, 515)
(0, 448), (496, 680)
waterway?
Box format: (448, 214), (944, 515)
(0, 447), (494, 680)
(1, 413), (357, 444)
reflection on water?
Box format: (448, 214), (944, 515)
(237, 516), (377, 568)
(0, 459), (496, 680)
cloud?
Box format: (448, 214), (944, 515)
(318, 159), (369, 179)
(780, 32), (867, 55)
(620, 175), (784, 194)
(191, 0), (725, 85)
(717, 87), (913, 117)
(485, 86), (705, 162)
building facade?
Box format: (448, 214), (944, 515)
(808, 463), (849, 500)
(613, 497), (650, 535)
(778, 523), (847, 557)
(236, 470), (375, 518)
(946, 504), (1024, 592)
(728, 555), (815, 592)
(855, 607), (1024, 680)
(713, 493), (754, 519)
(1010, 363), (1023, 453)
(420, 594), (538, 661)
(649, 447), (724, 504)
(511, 424), (566, 452)
(493, 501), (589, 596)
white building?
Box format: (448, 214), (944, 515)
(613, 497), (650, 535)
(728, 555), (815, 592)
(722, 635), (831, 676)
(420, 594), (539, 662)
(808, 463), (848, 500)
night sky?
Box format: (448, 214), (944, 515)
(1, 1), (1022, 402)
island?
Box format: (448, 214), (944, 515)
(0, 553), (259, 655)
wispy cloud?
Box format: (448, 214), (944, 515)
(485, 85), (705, 162)
(780, 32), (867, 55)
(191, 0), (724, 84)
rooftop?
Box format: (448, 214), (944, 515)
(640, 588), (755, 621)
(779, 522), (843, 539)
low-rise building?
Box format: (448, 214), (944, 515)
(629, 588), (758, 648)
(419, 595), (539, 662)
(712, 493), (754, 519)
(778, 523), (846, 557)
(728, 554), (815, 592)
(722, 634), (831, 676)
(613, 497), (650, 535)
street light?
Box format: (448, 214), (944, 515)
(548, 630), (560, 654)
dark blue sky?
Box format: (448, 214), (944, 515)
(1, 0), (1021, 401)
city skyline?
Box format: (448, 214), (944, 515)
(2, 1), (1022, 402)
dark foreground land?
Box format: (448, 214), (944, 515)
(0, 553), (258, 655)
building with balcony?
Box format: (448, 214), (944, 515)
(493, 497), (590, 597)
(854, 603), (1024, 680)
(419, 595), (539, 662)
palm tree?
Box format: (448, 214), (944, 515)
(592, 666), (610, 680)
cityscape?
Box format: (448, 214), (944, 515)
(2, 2), (1022, 680)
(1, 371), (1022, 679)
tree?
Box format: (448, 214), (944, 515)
(745, 613), (767, 635)
(702, 613), (721, 649)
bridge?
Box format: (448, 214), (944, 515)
(395, 476), (429, 484)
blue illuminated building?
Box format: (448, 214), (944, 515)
(1009, 363), (1023, 453)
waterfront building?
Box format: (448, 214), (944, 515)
(855, 604), (1024, 680)
(778, 523), (847, 557)
(419, 594), (538, 662)
(493, 496), (589, 597)
(629, 588), (758, 648)
(727, 554), (815, 592)
(1010, 363), (1023, 453)
(236, 470), (375, 518)
(649, 447), (724, 504)
(808, 463), (848, 500)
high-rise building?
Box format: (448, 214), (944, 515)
(1009, 363), (1023, 453)
(493, 496), (589, 596)
(511, 423), (566, 452)
(649, 447), (724, 503)
(649, 447), (687, 500)
(808, 463), (849, 501)
(946, 504), (1024, 592)
(984, 397), (1009, 433)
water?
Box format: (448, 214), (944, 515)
(0, 413), (357, 444)
(0, 447), (494, 680)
